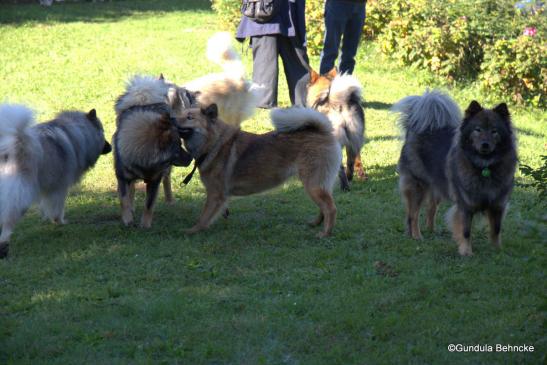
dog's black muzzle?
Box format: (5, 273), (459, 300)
(479, 142), (494, 155)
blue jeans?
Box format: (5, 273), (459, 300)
(319, 0), (366, 75)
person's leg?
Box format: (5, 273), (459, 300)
(251, 35), (279, 108)
(319, 0), (348, 75)
(339, 2), (366, 74)
(278, 35), (310, 106)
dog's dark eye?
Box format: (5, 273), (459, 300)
(491, 128), (498, 135)
(474, 127), (482, 133)
(186, 114), (193, 121)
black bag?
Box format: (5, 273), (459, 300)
(241, 0), (281, 23)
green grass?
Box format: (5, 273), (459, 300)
(0, 1), (546, 364)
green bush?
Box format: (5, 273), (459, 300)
(481, 35), (546, 107)
(375, 0), (546, 105)
(519, 155), (547, 199)
(210, 0), (241, 31)
(363, 0), (395, 39)
(304, 0), (324, 57)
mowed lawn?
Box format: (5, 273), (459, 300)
(0, 1), (545, 364)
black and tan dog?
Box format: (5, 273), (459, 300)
(394, 90), (517, 256)
(171, 98), (342, 237)
(306, 67), (366, 191)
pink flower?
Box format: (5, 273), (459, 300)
(523, 27), (537, 36)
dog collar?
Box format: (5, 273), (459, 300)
(481, 167), (491, 178)
(182, 153), (207, 186)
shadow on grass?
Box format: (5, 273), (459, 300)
(366, 135), (399, 143)
(364, 100), (393, 111)
(6, 163), (399, 258)
(516, 126), (545, 139)
(0, 0), (211, 25)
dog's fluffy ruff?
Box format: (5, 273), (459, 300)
(115, 110), (171, 168)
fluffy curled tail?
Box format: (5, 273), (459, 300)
(206, 32), (245, 78)
(392, 89), (461, 134)
(0, 103), (38, 224)
(114, 75), (171, 115)
(0, 103), (35, 155)
(329, 74), (363, 106)
(271, 107), (333, 134)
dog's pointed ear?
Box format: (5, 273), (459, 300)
(326, 67), (337, 79)
(309, 69), (319, 84)
(158, 73), (165, 81)
(167, 87), (181, 112)
(87, 109), (97, 120)
(493, 103), (510, 119)
(201, 104), (218, 122)
(465, 100), (483, 119)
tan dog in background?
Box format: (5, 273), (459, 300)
(172, 99), (342, 237)
(306, 67), (366, 191)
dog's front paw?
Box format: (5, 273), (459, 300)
(52, 217), (68, 225)
(140, 219), (152, 229)
(458, 244), (473, 257)
(185, 226), (204, 234)
(121, 212), (134, 226)
(316, 231), (331, 239)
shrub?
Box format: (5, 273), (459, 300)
(376, 0), (546, 105)
(519, 155), (547, 199)
(480, 35), (546, 107)
(302, 0), (323, 57)
(211, 0), (241, 31)
(363, 0), (396, 40)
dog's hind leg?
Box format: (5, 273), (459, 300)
(163, 167), (175, 205)
(338, 165), (350, 192)
(353, 154), (367, 181)
(40, 190), (68, 224)
(486, 207), (504, 249)
(400, 176), (425, 240)
(118, 179), (134, 226)
(141, 178), (162, 228)
(186, 192), (227, 234)
(450, 206), (473, 256)
(425, 192), (440, 232)
(346, 147), (367, 182)
(306, 187), (337, 238)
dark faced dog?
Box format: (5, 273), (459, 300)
(394, 90), (517, 256)
(113, 75), (193, 228)
(446, 101), (517, 256)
